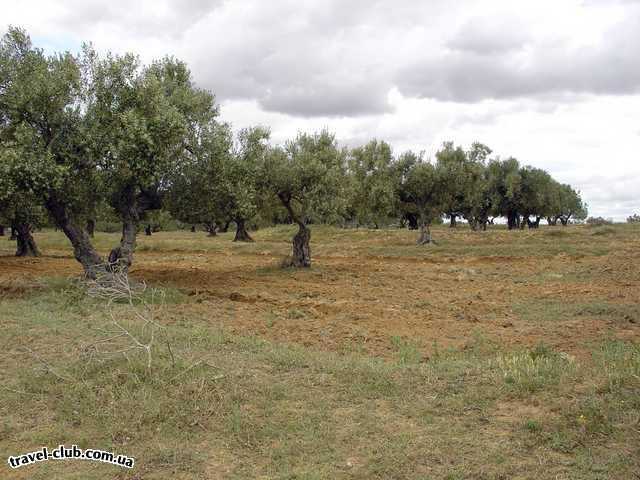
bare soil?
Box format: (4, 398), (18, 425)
(2, 225), (637, 359)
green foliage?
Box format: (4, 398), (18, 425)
(550, 183), (588, 225)
(261, 129), (346, 225)
(0, 149), (47, 231)
(486, 157), (522, 227)
(1, 27), (225, 270)
(346, 139), (396, 227)
(517, 166), (554, 221)
(1, 26), (591, 271)
(86, 49), (219, 223)
(166, 125), (270, 233)
(400, 159), (443, 227)
(0, 27), (98, 219)
(435, 141), (472, 220)
(436, 141), (492, 229)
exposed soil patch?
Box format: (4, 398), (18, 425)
(1, 226), (638, 359)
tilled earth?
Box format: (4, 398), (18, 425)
(1, 225), (638, 359)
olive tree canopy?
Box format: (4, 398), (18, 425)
(261, 130), (345, 267)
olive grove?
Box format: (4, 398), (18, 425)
(0, 28), (589, 274)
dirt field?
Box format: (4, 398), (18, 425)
(2, 225), (638, 359)
(1, 224), (638, 479)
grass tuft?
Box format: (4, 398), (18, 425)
(492, 345), (576, 394)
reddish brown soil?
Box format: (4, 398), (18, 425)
(1, 229), (638, 359)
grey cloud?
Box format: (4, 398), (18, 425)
(398, 8), (640, 102)
(260, 83), (393, 117)
(15, 0), (640, 119)
(181, 0), (403, 117)
(57, 0), (223, 38)
(52, 0), (396, 117)
(22, 0), (445, 116)
(447, 17), (530, 55)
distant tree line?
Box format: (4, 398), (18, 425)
(586, 217), (614, 226)
(0, 28), (589, 275)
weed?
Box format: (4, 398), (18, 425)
(391, 335), (423, 365)
(524, 419), (542, 432)
(593, 340), (640, 392)
(493, 347), (576, 394)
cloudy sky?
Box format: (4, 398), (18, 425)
(3, 0), (639, 219)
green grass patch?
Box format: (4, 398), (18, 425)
(492, 344), (577, 395)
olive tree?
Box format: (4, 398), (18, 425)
(515, 166), (554, 229)
(167, 125), (268, 241)
(0, 28), (104, 275)
(551, 184), (587, 225)
(86, 50), (219, 270)
(435, 142), (467, 228)
(1, 28), (220, 277)
(0, 152), (43, 256)
(391, 150), (420, 229)
(400, 157), (443, 244)
(436, 141), (492, 230)
(486, 157), (523, 229)
(166, 122), (233, 236)
(346, 139), (396, 228)
(226, 126), (271, 242)
(261, 130), (344, 267)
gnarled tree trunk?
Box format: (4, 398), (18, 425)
(449, 215), (457, 228)
(520, 215), (528, 230)
(279, 194), (311, 267)
(205, 222), (217, 236)
(406, 213), (418, 230)
(475, 214), (489, 231)
(108, 214), (137, 271)
(233, 218), (254, 242)
(417, 222), (433, 245)
(290, 222), (311, 267)
(15, 223), (40, 257)
(45, 195), (107, 279)
(145, 224), (152, 236)
(524, 216), (541, 229)
(108, 186), (162, 272)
